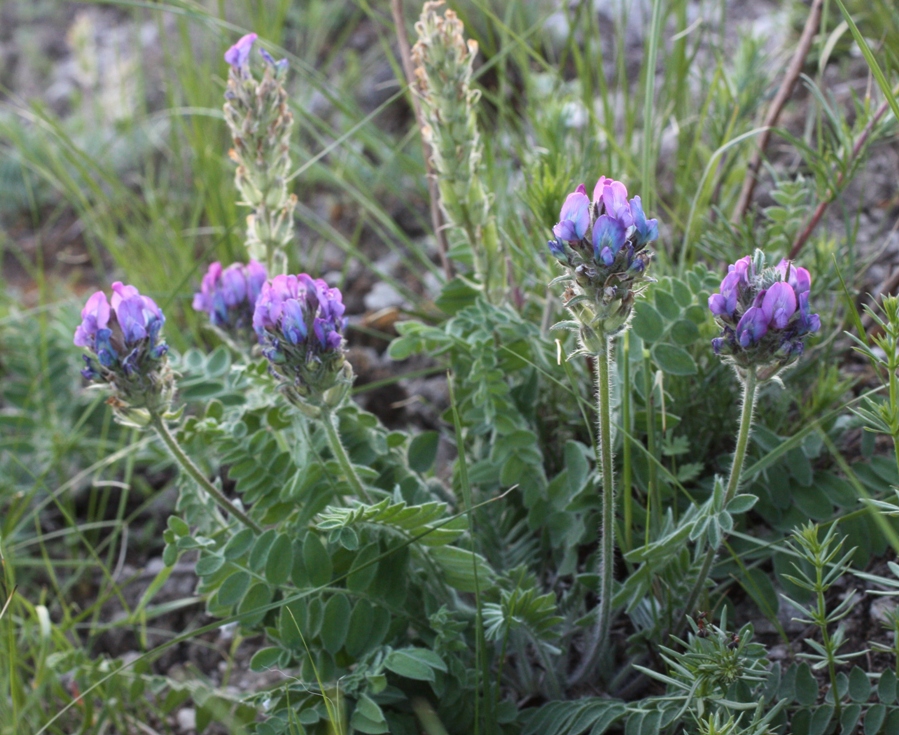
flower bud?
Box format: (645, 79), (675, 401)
(253, 274), (353, 410)
(74, 282), (174, 424)
(548, 177), (657, 338)
(708, 251), (820, 379)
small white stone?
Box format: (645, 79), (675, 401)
(364, 282), (406, 311)
(176, 708), (196, 732)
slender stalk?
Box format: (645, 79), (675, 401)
(320, 408), (373, 503)
(621, 332), (633, 553)
(677, 367), (758, 628)
(149, 414), (262, 533)
(569, 335), (616, 685)
(643, 350), (660, 539)
(816, 563), (841, 719)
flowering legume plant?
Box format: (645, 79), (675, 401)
(33, 5), (899, 735)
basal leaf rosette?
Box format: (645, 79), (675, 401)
(548, 177), (658, 342)
(74, 282), (175, 425)
(708, 251), (820, 380)
(192, 259), (267, 347)
(253, 273), (352, 412)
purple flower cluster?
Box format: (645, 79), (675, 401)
(74, 282), (167, 381)
(192, 260), (267, 342)
(549, 177), (658, 337)
(709, 253), (820, 373)
(253, 274), (349, 404)
(550, 178), (657, 270)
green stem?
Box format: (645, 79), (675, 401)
(677, 366), (758, 629)
(817, 565), (842, 719)
(569, 336), (616, 685)
(643, 350), (660, 540)
(320, 408), (373, 503)
(621, 332), (633, 553)
(149, 414), (262, 533)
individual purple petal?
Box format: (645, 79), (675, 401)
(322, 285), (345, 320)
(710, 271), (741, 317)
(193, 262), (222, 313)
(552, 190), (591, 242)
(246, 260), (267, 302)
(224, 33), (257, 69)
(730, 256), (753, 286)
(797, 292), (821, 333)
(280, 299), (308, 345)
(95, 329), (117, 367)
(548, 238), (568, 261)
(221, 264), (248, 307)
(140, 294), (163, 323)
(761, 282), (797, 329)
(592, 214), (627, 264)
(116, 297), (149, 343)
(776, 259), (812, 295)
(74, 291), (110, 347)
(735, 306), (768, 347)
(110, 282), (140, 311)
(595, 178), (633, 228)
(629, 196), (658, 247)
(708, 293), (728, 317)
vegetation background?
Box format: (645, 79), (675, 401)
(1, 0), (899, 733)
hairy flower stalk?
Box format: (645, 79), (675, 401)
(192, 259), (267, 349)
(75, 284), (260, 531)
(253, 274), (370, 502)
(678, 251), (821, 627)
(412, 2), (504, 301)
(549, 177), (658, 683)
(223, 33), (296, 276)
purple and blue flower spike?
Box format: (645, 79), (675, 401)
(193, 260), (267, 345)
(708, 250), (820, 378)
(548, 175), (657, 337)
(74, 282), (173, 423)
(253, 274), (353, 410)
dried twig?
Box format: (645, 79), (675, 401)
(789, 91), (897, 259)
(390, 0), (454, 280)
(731, 0), (824, 222)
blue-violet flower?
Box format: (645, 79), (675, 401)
(193, 260), (267, 345)
(253, 274), (352, 410)
(548, 176), (658, 340)
(709, 251), (820, 378)
(74, 282), (174, 423)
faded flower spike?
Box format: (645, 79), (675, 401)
(223, 32), (295, 276)
(253, 274), (353, 411)
(74, 282), (174, 424)
(549, 177), (657, 340)
(192, 260), (267, 346)
(709, 251), (820, 379)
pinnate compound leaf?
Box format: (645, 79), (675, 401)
(249, 647), (281, 672)
(795, 663), (819, 706)
(849, 666), (871, 702)
(727, 494), (758, 514)
(631, 301), (664, 343)
(865, 704), (886, 735)
(383, 648), (446, 681)
(320, 594), (351, 654)
(264, 533), (293, 587)
(878, 668), (897, 704)
(651, 343), (697, 376)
